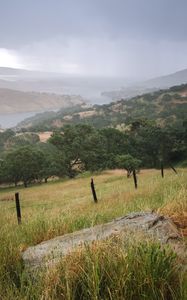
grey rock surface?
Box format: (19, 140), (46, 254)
(22, 212), (185, 269)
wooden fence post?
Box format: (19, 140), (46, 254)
(161, 162), (164, 178)
(169, 164), (178, 174)
(133, 170), (138, 189)
(15, 192), (21, 224)
(90, 178), (98, 203)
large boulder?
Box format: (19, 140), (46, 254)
(22, 212), (186, 269)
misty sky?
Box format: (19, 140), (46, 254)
(0, 0), (187, 79)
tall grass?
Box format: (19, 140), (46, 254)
(27, 237), (185, 300)
(1, 238), (184, 300)
(0, 169), (186, 299)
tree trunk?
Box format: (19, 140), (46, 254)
(24, 181), (27, 188)
(127, 170), (131, 178)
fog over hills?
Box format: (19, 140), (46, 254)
(0, 67), (68, 79)
(0, 88), (86, 114)
(17, 83), (187, 132)
(143, 68), (187, 88)
(1, 67), (187, 105)
(0, 67), (30, 76)
(0, 68), (89, 127)
(0, 66), (187, 128)
(0, 67), (131, 105)
(102, 68), (187, 100)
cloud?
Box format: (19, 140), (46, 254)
(0, 48), (23, 68)
(14, 35), (187, 79)
(1, 0), (187, 48)
(0, 0), (187, 78)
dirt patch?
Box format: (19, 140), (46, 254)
(38, 132), (53, 143)
(78, 110), (97, 119)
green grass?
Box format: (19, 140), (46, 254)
(0, 169), (186, 299)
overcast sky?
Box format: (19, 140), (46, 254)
(0, 0), (187, 79)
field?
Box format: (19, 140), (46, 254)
(0, 169), (186, 299)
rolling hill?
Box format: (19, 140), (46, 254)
(0, 88), (86, 114)
(0, 67), (128, 104)
(17, 83), (187, 130)
(102, 68), (187, 101)
(1, 67), (187, 106)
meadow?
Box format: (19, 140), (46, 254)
(0, 169), (186, 299)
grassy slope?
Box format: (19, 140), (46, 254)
(22, 83), (187, 130)
(0, 169), (186, 299)
(0, 88), (85, 114)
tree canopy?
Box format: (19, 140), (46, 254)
(0, 120), (186, 187)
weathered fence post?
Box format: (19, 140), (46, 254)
(90, 178), (98, 203)
(170, 164), (178, 174)
(15, 192), (21, 224)
(161, 162), (164, 178)
(133, 170), (138, 189)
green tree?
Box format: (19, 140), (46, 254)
(49, 125), (107, 177)
(5, 146), (45, 187)
(35, 142), (65, 182)
(0, 129), (15, 154)
(5, 133), (40, 150)
(128, 122), (170, 167)
(0, 158), (8, 184)
(116, 154), (142, 177)
(99, 128), (129, 168)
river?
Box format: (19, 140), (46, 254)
(0, 112), (39, 129)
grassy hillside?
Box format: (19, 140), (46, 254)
(0, 169), (186, 299)
(19, 83), (187, 131)
(0, 88), (86, 114)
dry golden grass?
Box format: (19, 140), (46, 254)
(159, 185), (187, 236)
(0, 168), (186, 243)
(0, 168), (186, 299)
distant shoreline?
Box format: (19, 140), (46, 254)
(0, 111), (40, 128)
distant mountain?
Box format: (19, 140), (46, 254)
(102, 68), (187, 101)
(1, 67), (187, 108)
(0, 67), (133, 104)
(0, 67), (70, 98)
(0, 67), (30, 76)
(0, 67), (62, 78)
(18, 83), (187, 130)
(0, 88), (86, 114)
(145, 68), (187, 88)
